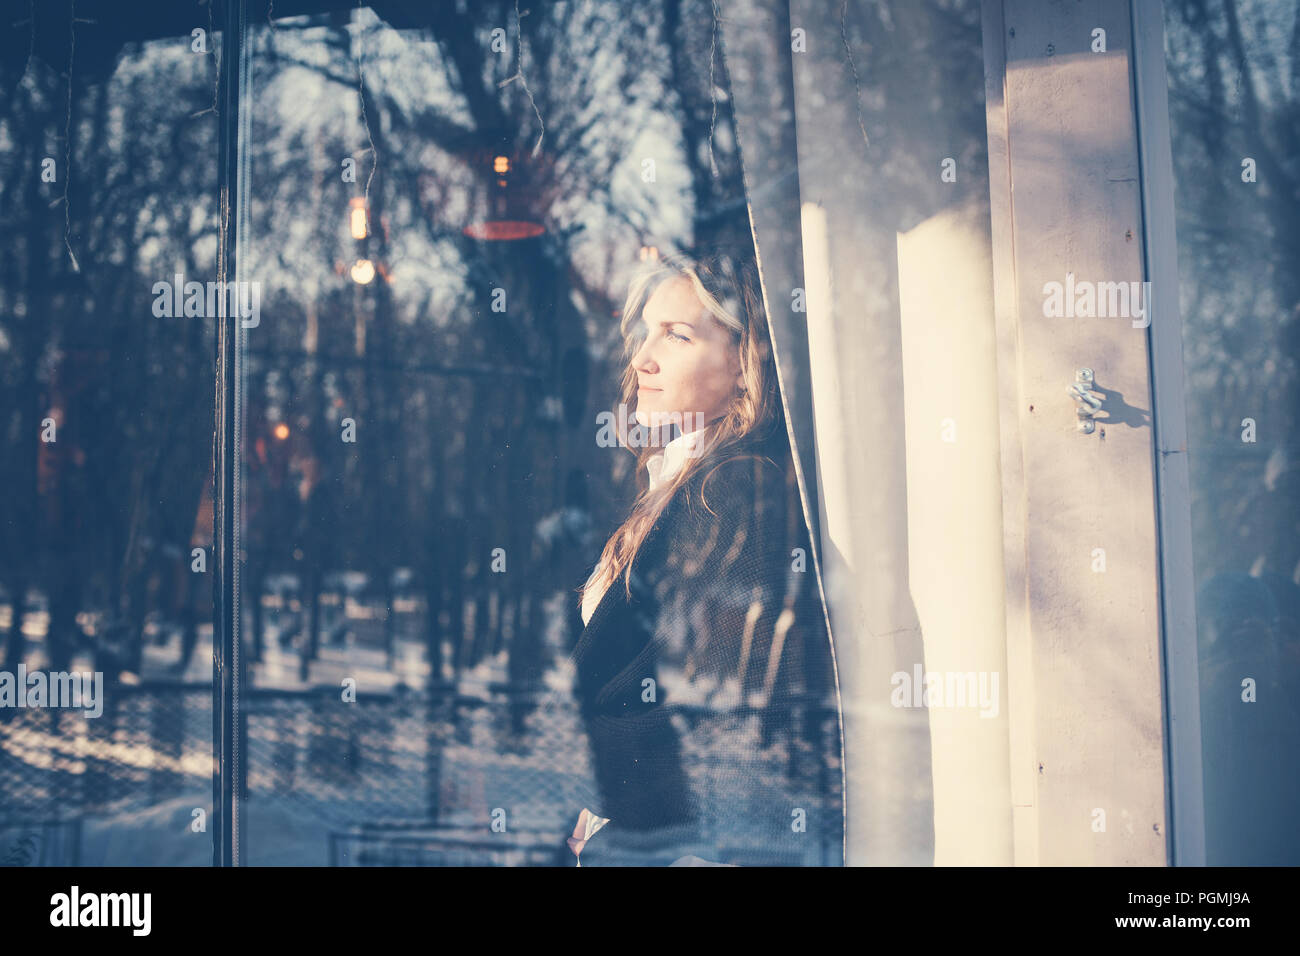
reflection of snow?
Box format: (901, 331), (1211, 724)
(533, 507), (592, 547)
(9, 687), (837, 865)
(3, 592), (839, 866)
(76, 791), (369, 866)
(455, 650), (509, 701)
(2, 725), (211, 778)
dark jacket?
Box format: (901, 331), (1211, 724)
(569, 427), (844, 866)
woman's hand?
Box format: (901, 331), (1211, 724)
(566, 807), (611, 866)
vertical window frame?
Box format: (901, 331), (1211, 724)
(214, 0), (247, 868)
(1129, 0), (1206, 868)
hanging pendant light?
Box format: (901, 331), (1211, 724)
(463, 146), (546, 241)
(350, 259), (377, 284)
(348, 197), (369, 239)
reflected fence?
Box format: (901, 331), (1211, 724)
(1, 679), (841, 866)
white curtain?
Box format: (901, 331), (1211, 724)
(723, 0), (1013, 865)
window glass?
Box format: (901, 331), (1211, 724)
(236, 1), (842, 866)
(1163, 0), (1300, 864)
(0, 14), (218, 865)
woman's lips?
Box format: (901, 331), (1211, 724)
(638, 386), (661, 392)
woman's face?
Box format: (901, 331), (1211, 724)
(630, 276), (742, 432)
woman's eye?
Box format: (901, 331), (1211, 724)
(666, 328), (690, 342)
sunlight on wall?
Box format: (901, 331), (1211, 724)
(897, 199), (1013, 865)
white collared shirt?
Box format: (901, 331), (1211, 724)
(645, 427), (705, 492)
(581, 428), (706, 626)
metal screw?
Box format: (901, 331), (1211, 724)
(1046, 42), (1055, 55)
(1074, 369), (1098, 433)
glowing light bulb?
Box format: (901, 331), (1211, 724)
(348, 197), (368, 239)
(350, 259), (376, 284)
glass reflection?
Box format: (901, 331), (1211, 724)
(1163, 0), (1300, 864)
(237, 1), (841, 865)
(0, 11), (218, 866)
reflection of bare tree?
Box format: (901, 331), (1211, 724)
(0, 37), (218, 681)
(1165, 0), (1300, 583)
(0, 0), (751, 688)
(1166, 0), (1300, 865)
(235, 1), (755, 703)
(0, 1), (762, 856)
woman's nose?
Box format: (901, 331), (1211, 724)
(632, 336), (657, 372)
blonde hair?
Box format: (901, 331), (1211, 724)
(577, 250), (780, 612)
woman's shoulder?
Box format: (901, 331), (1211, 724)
(686, 429), (784, 490)
(678, 443), (785, 519)
(658, 442), (786, 563)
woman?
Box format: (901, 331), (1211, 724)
(566, 250), (845, 866)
